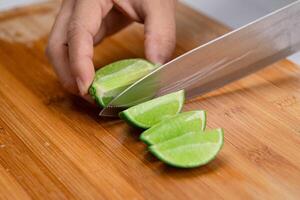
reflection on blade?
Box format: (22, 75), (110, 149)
(100, 0), (300, 117)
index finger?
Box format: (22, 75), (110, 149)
(46, 0), (78, 94)
(67, 0), (113, 96)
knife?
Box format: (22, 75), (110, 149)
(100, 0), (300, 117)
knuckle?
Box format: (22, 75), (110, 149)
(67, 20), (85, 40)
(146, 31), (175, 47)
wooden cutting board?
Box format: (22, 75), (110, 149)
(0, 1), (300, 199)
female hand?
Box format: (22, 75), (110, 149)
(46, 0), (176, 99)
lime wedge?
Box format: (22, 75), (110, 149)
(89, 59), (156, 107)
(149, 129), (224, 168)
(140, 111), (206, 145)
(119, 90), (185, 129)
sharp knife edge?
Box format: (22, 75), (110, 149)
(100, 0), (300, 117)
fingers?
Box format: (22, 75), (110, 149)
(93, 7), (132, 44)
(46, 0), (78, 94)
(47, 0), (126, 99)
(67, 0), (113, 96)
(143, 0), (176, 64)
(47, 0), (176, 101)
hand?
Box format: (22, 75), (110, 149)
(46, 0), (176, 99)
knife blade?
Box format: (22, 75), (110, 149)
(100, 0), (300, 117)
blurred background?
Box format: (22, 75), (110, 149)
(1, 0), (299, 63)
(184, 0), (295, 28)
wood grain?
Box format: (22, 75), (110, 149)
(0, 1), (299, 199)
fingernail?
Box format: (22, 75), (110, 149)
(76, 77), (87, 96)
(146, 45), (166, 65)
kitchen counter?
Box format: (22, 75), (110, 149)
(0, 1), (300, 199)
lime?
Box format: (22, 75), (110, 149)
(140, 111), (206, 145)
(89, 59), (156, 107)
(119, 90), (185, 129)
(149, 129), (224, 168)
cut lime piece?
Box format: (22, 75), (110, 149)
(119, 90), (185, 129)
(149, 129), (224, 168)
(140, 111), (206, 145)
(89, 59), (156, 107)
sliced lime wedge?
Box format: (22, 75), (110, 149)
(119, 90), (185, 129)
(149, 129), (224, 168)
(89, 59), (156, 107)
(140, 111), (206, 145)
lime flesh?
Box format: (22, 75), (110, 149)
(89, 59), (156, 107)
(140, 111), (206, 145)
(149, 129), (224, 168)
(119, 90), (185, 129)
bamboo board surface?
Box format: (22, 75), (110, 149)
(0, 1), (300, 199)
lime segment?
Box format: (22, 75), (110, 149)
(89, 59), (156, 107)
(119, 90), (185, 129)
(149, 129), (224, 168)
(140, 111), (206, 145)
